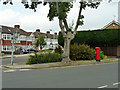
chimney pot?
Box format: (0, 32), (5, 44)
(14, 25), (20, 29)
(47, 31), (50, 34)
(54, 33), (57, 35)
(36, 29), (40, 32)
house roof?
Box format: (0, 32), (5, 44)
(1, 25), (58, 39)
(27, 32), (32, 36)
(1, 25), (30, 36)
(102, 20), (120, 29)
(34, 31), (58, 39)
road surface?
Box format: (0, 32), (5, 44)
(2, 63), (119, 88)
(1, 55), (29, 65)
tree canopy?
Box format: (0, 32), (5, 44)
(35, 36), (46, 50)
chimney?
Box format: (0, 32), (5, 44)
(46, 31), (50, 34)
(14, 25), (20, 29)
(54, 32), (57, 39)
(46, 31), (50, 38)
(54, 33), (57, 35)
(36, 29), (40, 32)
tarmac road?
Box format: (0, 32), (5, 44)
(2, 55), (29, 65)
(2, 63), (119, 88)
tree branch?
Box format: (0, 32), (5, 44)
(59, 19), (66, 36)
(73, 2), (83, 35)
(56, 2), (66, 36)
(63, 18), (69, 31)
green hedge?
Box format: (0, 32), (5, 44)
(58, 29), (120, 47)
(26, 53), (62, 65)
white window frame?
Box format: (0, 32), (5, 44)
(27, 36), (35, 41)
(2, 34), (11, 40)
(2, 45), (12, 51)
(7, 34), (11, 40)
(20, 35), (26, 41)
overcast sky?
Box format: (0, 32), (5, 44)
(0, 0), (119, 33)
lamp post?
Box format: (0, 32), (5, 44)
(49, 29), (53, 49)
(11, 31), (20, 65)
(31, 34), (34, 48)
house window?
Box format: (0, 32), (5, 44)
(20, 35), (26, 41)
(2, 34), (11, 40)
(3, 35), (7, 40)
(3, 46), (7, 51)
(7, 34), (11, 40)
(7, 46), (11, 50)
(2, 45), (11, 51)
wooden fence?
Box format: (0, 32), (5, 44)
(100, 46), (120, 57)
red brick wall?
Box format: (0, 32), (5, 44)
(2, 40), (33, 45)
(2, 40), (12, 45)
(27, 41), (32, 45)
(105, 23), (120, 29)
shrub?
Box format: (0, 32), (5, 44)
(26, 53), (62, 65)
(55, 46), (63, 54)
(41, 49), (53, 53)
(70, 44), (94, 60)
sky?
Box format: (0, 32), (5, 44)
(0, 0), (119, 34)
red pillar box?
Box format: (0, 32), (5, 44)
(95, 47), (100, 62)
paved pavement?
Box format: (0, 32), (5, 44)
(0, 56), (119, 72)
(2, 63), (119, 88)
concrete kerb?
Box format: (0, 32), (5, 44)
(1, 58), (119, 70)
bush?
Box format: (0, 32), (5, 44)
(55, 46), (63, 54)
(26, 53), (62, 65)
(41, 49), (53, 53)
(70, 44), (94, 60)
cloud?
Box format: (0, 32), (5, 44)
(0, 4), (59, 33)
(0, 0), (118, 33)
(0, 9), (20, 25)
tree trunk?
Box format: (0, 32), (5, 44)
(62, 31), (75, 63)
(62, 38), (71, 63)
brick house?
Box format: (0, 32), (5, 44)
(100, 20), (120, 57)
(102, 20), (120, 29)
(0, 25), (35, 53)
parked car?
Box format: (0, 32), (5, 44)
(14, 48), (28, 54)
(48, 48), (54, 50)
(27, 48), (39, 52)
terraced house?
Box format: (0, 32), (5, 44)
(33, 29), (58, 50)
(0, 25), (58, 54)
(0, 25), (35, 54)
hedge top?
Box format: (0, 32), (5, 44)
(58, 29), (120, 47)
